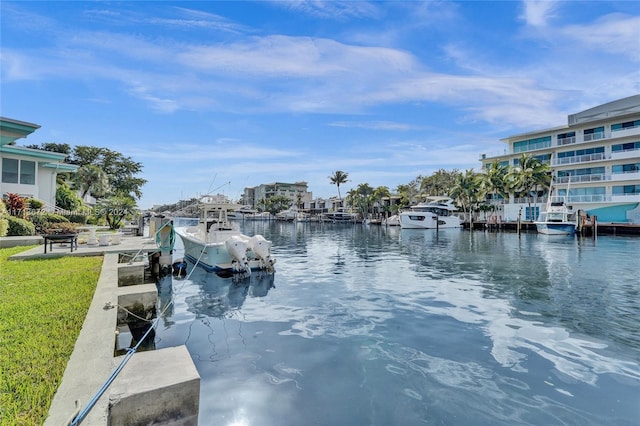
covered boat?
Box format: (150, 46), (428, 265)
(176, 194), (276, 273)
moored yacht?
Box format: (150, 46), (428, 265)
(399, 197), (461, 229)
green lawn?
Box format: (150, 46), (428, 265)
(0, 246), (102, 426)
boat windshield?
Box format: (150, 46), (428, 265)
(412, 206), (450, 216)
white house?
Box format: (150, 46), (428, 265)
(0, 117), (77, 210)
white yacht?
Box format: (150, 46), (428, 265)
(399, 197), (462, 229)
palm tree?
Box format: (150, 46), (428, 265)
(482, 161), (509, 221)
(450, 169), (484, 229)
(329, 171), (349, 203)
(75, 164), (110, 199)
(372, 186), (391, 218)
(506, 154), (550, 221)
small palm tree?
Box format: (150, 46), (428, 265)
(482, 161), (509, 221)
(506, 154), (550, 220)
(75, 164), (110, 199)
(450, 169), (484, 229)
(329, 170), (349, 203)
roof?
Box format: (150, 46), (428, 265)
(568, 94), (640, 126)
(0, 117), (41, 146)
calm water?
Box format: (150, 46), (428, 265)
(155, 222), (640, 426)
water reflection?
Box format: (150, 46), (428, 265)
(185, 271), (275, 319)
(156, 223), (640, 425)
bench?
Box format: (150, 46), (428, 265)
(43, 234), (78, 254)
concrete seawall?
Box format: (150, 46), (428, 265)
(6, 236), (202, 425)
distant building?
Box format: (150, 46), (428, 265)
(243, 181), (313, 209)
(0, 117), (77, 210)
(480, 95), (640, 224)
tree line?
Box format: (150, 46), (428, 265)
(329, 153), (551, 222)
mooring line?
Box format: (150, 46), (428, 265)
(68, 241), (207, 425)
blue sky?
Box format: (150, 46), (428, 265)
(1, 1), (638, 209)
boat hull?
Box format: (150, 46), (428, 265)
(399, 213), (461, 229)
(535, 222), (576, 235)
(178, 231), (234, 271)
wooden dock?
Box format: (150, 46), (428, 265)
(464, 221), (640, 236)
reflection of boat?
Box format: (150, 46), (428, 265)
(399, 197), (461, 229)
(185, 272), (275, 318)
(176, 194), (276, 273)
(535, 186), (577, 235)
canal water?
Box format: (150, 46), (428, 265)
(155, 221), (640, 426)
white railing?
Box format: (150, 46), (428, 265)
(556, 174), (608, 184)
(556, 136), (576, 146)
(583, 131), (605, 142)
(551, 152), (608, 166)
(566, 195), (611, 203)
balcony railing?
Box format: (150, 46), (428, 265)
(567, 194), (611, 203)
(556, 136), (576, 146)
(551, 152), (608, 166)
(556, 174), (608, 184)
(583, 131), (605, 142)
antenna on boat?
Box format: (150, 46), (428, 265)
(206, 173), (218, 194)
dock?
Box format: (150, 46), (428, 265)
(464, 221), (640, 236)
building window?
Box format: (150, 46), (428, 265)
(612, 141), (640, 152)
(612, 163), (640, 174)
(613, 185), (640, 195)
(525, 206), (539, 221)
(1, 158), (19, 183)
(583, 126), (605, 141)
(611, 120), (640, 131)
(513, 136), (552, 153)
(20, 160), (36, 184)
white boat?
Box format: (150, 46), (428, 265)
(176, 194), (276, 273)
(382, 214), (400, 226)
(399, 197), (461, 229)
(322, 210), (357, 223)
(535, 187), (577, 235)
(276, 207), (299, 221)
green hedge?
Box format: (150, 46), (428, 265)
(7, 216), (36, 236)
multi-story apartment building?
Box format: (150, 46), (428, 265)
(243, 181), (313, 209)
(480, 95), (640, 224)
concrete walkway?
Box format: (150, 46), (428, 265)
(8, 233), (161, 260)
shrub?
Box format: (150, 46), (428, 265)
(7, 216), (36, 236)
(28, 212), (71, 234)
(44, 222), (78, 235)
(0, 202), (8, 237)
(27, 198), (44, 210)
(64, 213), (88, 224)
(4, 193), (27, 218)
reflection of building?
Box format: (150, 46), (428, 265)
(0, 117), (77, 209)
(480, 95), (640, 224)
(243, 181), (313, 209)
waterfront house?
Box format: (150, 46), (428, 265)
(0, 117), (77, 210)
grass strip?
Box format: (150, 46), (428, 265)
(0, 246), (102, 426)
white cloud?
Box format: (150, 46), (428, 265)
(520, 0), (559, 27)
(562, 13), (640, 61)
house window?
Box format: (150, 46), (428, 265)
(20, 160), (36, 184)
(2, 158), (19, 183)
